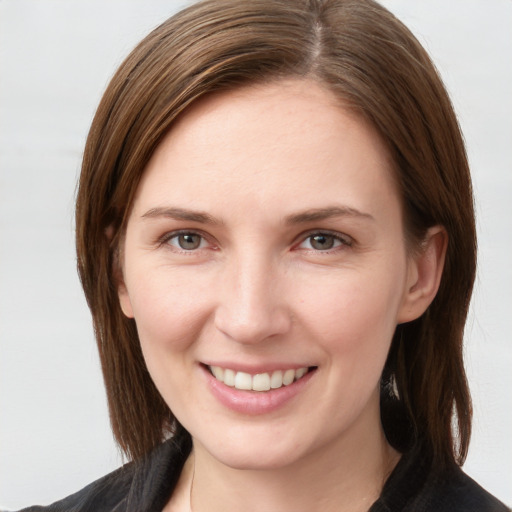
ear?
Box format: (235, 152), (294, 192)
(118, 281), (134, 319)
(106, 224), (135, 319)
(397, 226), (447, 324)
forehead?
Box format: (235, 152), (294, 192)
(132, 79), (399, 222)
(162, 79), (384, 163)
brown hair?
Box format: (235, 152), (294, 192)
(76, 0), (475, 468)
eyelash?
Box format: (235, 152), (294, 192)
(158, 229), (352, 254)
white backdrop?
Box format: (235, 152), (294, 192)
(0, 1), (510, 509)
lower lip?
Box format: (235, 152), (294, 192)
(202, 366), (316, 415)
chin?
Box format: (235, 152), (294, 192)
(192, 427), (309, 471)
(211, 446), (300, 471)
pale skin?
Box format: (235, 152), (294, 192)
(117, 79), (447, 512)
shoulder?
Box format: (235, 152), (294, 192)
(15, 461), (136, 512)
(15, 433), (192, 512)
(415, 466), (510, 512)
(374, 443), (510, 512)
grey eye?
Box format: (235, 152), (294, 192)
(170, 233), (204, 250)
(309, 234), (337, 250)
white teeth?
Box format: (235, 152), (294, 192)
(270, 370), (283, 389)
(295, 367), (306, 379)
(211, 366), (224, 380)
(234, 371), (252, 390)
(209, 365), (310, 392)
(282, 369), (295, 386)
(252, 373), (271, 391)
(223, 368), (235, 387)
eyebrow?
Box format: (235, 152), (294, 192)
(141, 206), (374, 225)
(141, 207), (222, 225)
(285, 206), (375, 225)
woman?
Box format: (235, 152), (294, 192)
(18, 0), (509, 510)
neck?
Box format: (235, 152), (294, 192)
(187, 422), (399, 512)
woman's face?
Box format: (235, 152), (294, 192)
(118, 80), (422, 470)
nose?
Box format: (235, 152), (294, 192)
(214, 253), (292, 345)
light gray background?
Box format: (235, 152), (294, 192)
(0, 1), (511, 509)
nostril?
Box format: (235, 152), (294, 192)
(214, 305), (292, 345)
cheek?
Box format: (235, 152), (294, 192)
(294, 270), (404, 422)
(296, 268), (404, 357)
(125, 268), (213, 353)
(124, 271), (216, 411)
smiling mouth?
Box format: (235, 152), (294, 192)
(207, 365), (315, 392)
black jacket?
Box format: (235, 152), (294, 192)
(17, 432), (509, 512)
